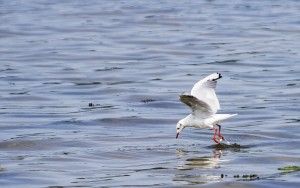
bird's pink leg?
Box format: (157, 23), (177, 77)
(212, 128), (220, 144)
(217, 124), (224, 140)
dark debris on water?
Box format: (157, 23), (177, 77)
(220, 173), (259, 181)
(141, 98), (156, 103)
(87, 103), (116, 110)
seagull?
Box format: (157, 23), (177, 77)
(176, 73), (237, 144)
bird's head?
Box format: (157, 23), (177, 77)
(208, 72), (222, 81)
(176, 120), (186, 139)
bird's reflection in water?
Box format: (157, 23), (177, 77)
(176, 148), (222, 170)
(174, 147), (224, 185)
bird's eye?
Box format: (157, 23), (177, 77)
(177, 127), (179, 130)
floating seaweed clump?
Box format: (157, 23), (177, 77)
(278, 166), (300, 173)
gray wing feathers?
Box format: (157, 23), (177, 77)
(179, 94), (213, 117)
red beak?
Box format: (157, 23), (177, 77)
(176, 132), (179, 139)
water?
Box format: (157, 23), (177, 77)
(0, 0), (299, 187)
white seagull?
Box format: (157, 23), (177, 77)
(176, 73), (237, 144)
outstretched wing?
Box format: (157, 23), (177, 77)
(191, 73), (222, 114)
(179, 94), (213, 118)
